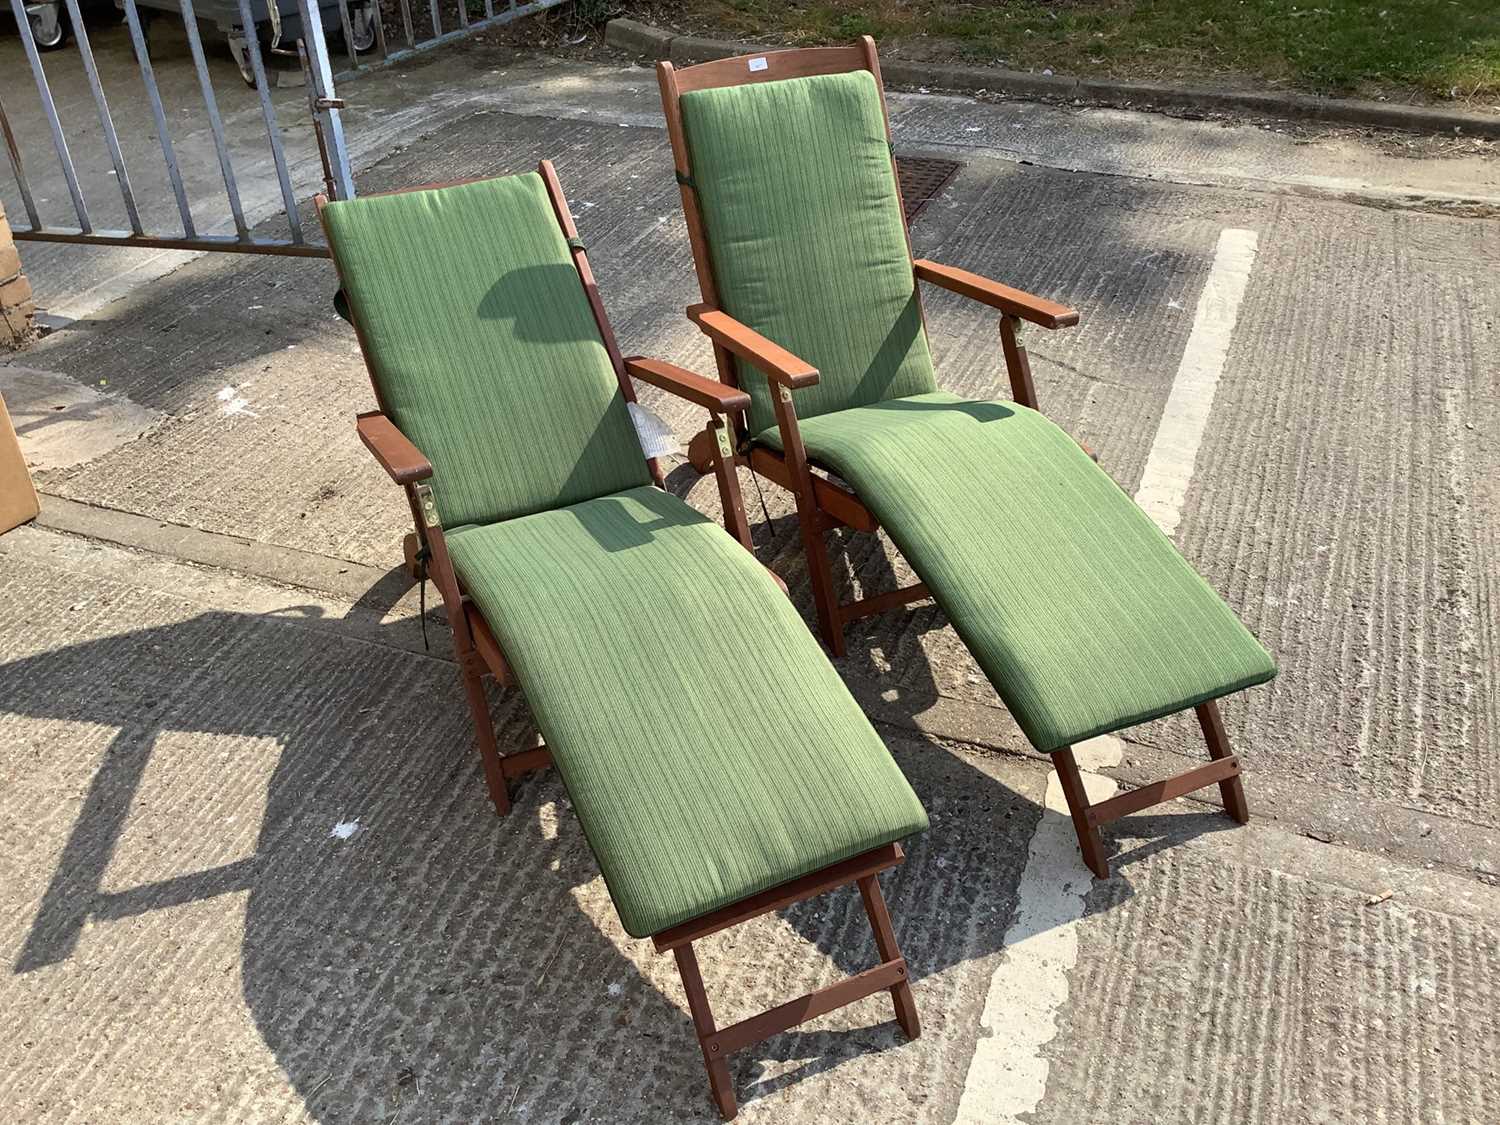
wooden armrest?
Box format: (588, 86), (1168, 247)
(687, 304), (819, 389)
(356, 410), (432, 484)
(913, 260), (1080, 329)
(624, 355), (751, 414)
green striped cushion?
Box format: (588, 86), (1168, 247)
(447, 486), (928, 937)
(764, 394), (1277, 750)
(321, 173), (649, 528)
(680, 71), (937, 435)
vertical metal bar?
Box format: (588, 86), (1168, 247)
(456, 0), (468, 30)
(298, 0), (355, 199)
(428, 0), (440, 40)
(62, 0), (144, 234)
(0, 93), (42, 230)
(397, 0), (414, 48)
(371, 0), (388, 59)
(483, 0), (493, 20)
(335, 0), (358, 69)
(123, 0), (195, 238)
(8, 0), (91, 232)
(236, 0), (304, 241)
(180, 0), (250, 237)
(297, 40), (338, 201)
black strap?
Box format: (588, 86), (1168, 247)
(415, 544), (432, 653)
(566, 236), (586, 253)
(674, 169), (695, 189)
(333, 287), (352, 324)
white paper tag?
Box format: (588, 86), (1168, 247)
(628, 402), (679, 460)
(748, 56), (768, 72)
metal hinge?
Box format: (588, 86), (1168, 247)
(777, 384), (793, 403)
(714, 424), (734, 459)
(414, 483), (440, 528)
(314, 97), (346, 111)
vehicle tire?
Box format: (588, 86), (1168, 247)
(29, 1), (70, 50)
(345, 2), (375, 54)
(228, 32), (258, 87)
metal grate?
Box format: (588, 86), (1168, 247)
(896, 155), (963, 224)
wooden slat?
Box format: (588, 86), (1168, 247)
(671, 42), (870, 94)
(500, 745), (552, 778)
(747, 447), (878, 533)
(839, 582), (931, 623)
(706, 959), (908, 1056)
(1085, 755), (1241, 826)
(688, 305), (819, 389)
(465, 606), (513, 686)
(914, 259), (1080, 329)
(653, 843), (902, 951)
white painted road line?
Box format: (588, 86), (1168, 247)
(954, 736), (1122, 1125)
(1135, 227), (1260, 537)
(956, 228), (1259, 1121)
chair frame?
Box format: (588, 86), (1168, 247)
(316, 162), (919, 1119)
(658, 41), (1250, 879)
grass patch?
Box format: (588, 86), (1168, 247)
(628, 1), (1500, 103)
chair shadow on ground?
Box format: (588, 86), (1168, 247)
(1, 513), (1236, 1120)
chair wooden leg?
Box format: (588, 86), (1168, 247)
(457, 654), (510, 817)
(1053, 745), (1109, 879)
(656, 845), (914, 1119)
(1196, 700), (1250, 824)
(858, 873), (919, 1040)
(798, 518), (846, 657)
(674, 943), (738, 1121)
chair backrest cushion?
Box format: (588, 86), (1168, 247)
(680, 69), (937, 434)
(322, 173), (649, 528)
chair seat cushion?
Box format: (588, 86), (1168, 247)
(761, 393), (1276, 750)
(447, 485), (927, 938)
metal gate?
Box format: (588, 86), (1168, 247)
(1, 0), (568, 258)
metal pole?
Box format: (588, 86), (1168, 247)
(370, 0), (388, 59)
(0, 93), (41, 230)
(397, 0), (414, 49)
(297, 0), (355, 200)
(335, 0), (358, 69)
(63, 0), (144, 234)
(8, 0), (91, 232)
(180, 0), (250, 238)
(236, 0), (304, 240)
(122, 0), (196, 238)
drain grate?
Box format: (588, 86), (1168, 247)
(895, 155), (963, 224)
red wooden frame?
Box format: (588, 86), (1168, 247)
(317, 163), (919, 1118)
(658, 40), (1253, 879)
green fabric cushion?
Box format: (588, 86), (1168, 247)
(763, 394), (1276, 750)
(322, 173), (649, 529)
(680, 71), (937, 435)
(447, 485), (928, 938)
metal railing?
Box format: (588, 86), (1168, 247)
(3, 0), (351, 257)
(326, 0), (568, 77)
(2, 0), (572, 260)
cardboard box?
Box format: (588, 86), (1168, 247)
(0, 391), (39, 533)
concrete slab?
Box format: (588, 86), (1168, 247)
(1036, 813), (1500, 1123)
(0, 364), (164, 470)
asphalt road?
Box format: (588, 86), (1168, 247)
(2, 36), (1498, 1125)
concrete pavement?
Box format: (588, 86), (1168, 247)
(2, 38), (1499, 1124)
